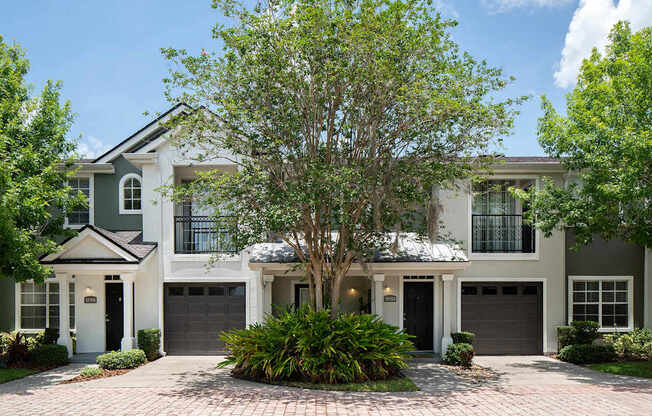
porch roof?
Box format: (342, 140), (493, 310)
(40, 225), (157, 265)
(249, 233), (468, 264)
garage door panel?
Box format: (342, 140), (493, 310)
(164, 283), (246, 355)
(461, 282), (542, 355)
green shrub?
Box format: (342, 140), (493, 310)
(557, 344), (616, 364)
(605, 328), (652, 359)
(80, 366), (103, 377)
(137, 329), (161, 361)
(219, 307), (414, 384)
(442, 343), (474, 367)
(569, 321), (601, 345)
(451, 332), (475, 345)
(97, 350), (147, 370)
(31, 344), (69, 366)
(557, 326), (573, 349)
(1, 331), (29, 364)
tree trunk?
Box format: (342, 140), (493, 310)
(330, 272), (344, 317)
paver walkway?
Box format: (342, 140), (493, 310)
(1, 355), (651, 415)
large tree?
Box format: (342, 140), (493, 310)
(0, 36), (84, 282)
(515, 22), (651, 248)
(161, 0), (523, 312)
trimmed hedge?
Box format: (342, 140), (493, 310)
(557, 344), (617, 364)
(570, 321), (601, 345)
(219, 307), (414, 384)
(137, 329), (161, 361)
(97, 350), (147, 370)
(31, 344), (69, 366)
(557, 326), (573, 349)
(451, 331), (475, 345)
(443, 343), (474, 367)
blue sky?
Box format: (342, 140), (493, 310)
(1, 0), (650, 157)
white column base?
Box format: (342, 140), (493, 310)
(57, 335), (74, 358)
(441, 336), (453, 356)
(121, 337), (136, 351)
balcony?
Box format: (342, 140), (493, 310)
(471, 214), (535, 253)
(174, 216), (236, 254)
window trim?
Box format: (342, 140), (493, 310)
(64, 174), (94, 229)
(118, 173), (143, 215)
(467, 175), (541, 260)
(17, 280), (76, 332)
(568, 275), (634, 332)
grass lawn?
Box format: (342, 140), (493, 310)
(0, 368), (38, 384)
(265, 376), (418, 392)
(588, 361), (652, 379)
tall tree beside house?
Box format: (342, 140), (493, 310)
(161, 0), (524, 313)
(514, 22), (651, 248)
(0, 36), (84, 283)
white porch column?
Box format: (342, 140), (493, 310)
(373, 274), (385, 319)
(263, 274), (275, 317)
(56, 273), (73, 358)
(440, 274), (454, 355)
(121, 274), (135, 351)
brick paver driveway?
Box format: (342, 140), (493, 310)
(1, 355), (652, 415)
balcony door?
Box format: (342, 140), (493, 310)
(472, 180), (535, 253)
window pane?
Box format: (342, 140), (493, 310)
(573, 281), (585, 291)
(208, 287), (225, 296)
(523, 285), (538, 295)
(168, 287), (184, 296)
(21, 306), (46, 329)
(133, 200), (141, 210)
(229, 286), (245, 296)
(461, 286), (477, 296)
(586, 292), (599, 302)
(586, 304), (599, 315)
(482, 286), (497, 295)
(586, 281), (599, 291)
(502, 286), (518, 295)
(615, 304), (628, 315)
(602, 292), (614, 302)
(188, 287), (204, 296)
(573, 292), (585, 302)
(615, 292), (627, 302)
(616, 281), (627, 290)
(602, 316), (615, 326)
(602, 304), (614, 315)
(602, 281), (614, 291)
(615, 315), (628, 327)
(48, 306), (59, 328)
(124, 188), (132, 199)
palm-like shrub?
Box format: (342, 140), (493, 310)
(219, 307), (414, 384)
(1, 331), (29, 365)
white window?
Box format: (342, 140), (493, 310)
(568, 276), (633, 331)
(119, 174), (142, 214)
(65, 176), (93, 228)
(20, 282), (75, 330)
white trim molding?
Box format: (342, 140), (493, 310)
(568, 275), (634, 332)
(456, 276), (548, 354)
(118, 173), (143, 215)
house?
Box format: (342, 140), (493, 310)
(1, 103), (650, 357)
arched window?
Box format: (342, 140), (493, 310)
(119, 174), (142, 214)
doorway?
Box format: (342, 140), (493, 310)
(403, 281), (434, 350)
(105, 283), (124, 351)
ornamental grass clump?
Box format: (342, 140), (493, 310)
(219, 307), (414, 384)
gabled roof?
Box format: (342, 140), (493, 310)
(249, 233), (468, 264)
(93, 103), (192, 164)
(40, 225), (156, 265)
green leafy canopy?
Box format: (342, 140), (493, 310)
(161, 0), (524, 311)
(515, 22), (651, 248)
(0, 36), (84, 282)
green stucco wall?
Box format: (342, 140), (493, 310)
(94, 155), (143, 231)
(565, 232), (645, 328)
(0, 278), (15, 331)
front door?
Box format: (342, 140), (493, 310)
(105, 283), (124, 351)
(294, 284), (310, 309)
(403, 282), (434, 350)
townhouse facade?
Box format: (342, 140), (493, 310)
(1, 103), (650, 357)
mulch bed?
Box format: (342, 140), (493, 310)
(440, 363), (500, 384)
(60, 369), (131, 384)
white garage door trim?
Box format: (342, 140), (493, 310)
(457, 277), (547, 354)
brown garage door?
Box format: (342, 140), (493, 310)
(461, 282), (542, 355)
(164, 283), (246, 355)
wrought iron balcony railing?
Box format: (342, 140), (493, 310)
(174, 216), (236, 254)
(471, 214), (535, 253)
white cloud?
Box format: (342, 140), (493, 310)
(554, 0), (652, 88)
(77, 136), (111, 159)
(482, 0), (572, 13)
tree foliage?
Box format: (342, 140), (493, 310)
(161, 0), (523, 312)
(0, 36), (83, 282)
(515, 22), (651, 248)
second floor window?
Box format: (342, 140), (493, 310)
(67, 177), (90, 225)
(472, 179), (535, 254)
(119, 174), (142, 214)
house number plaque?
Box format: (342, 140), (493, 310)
(84, 296), (98, 304)
(383, 295), (397, 302)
